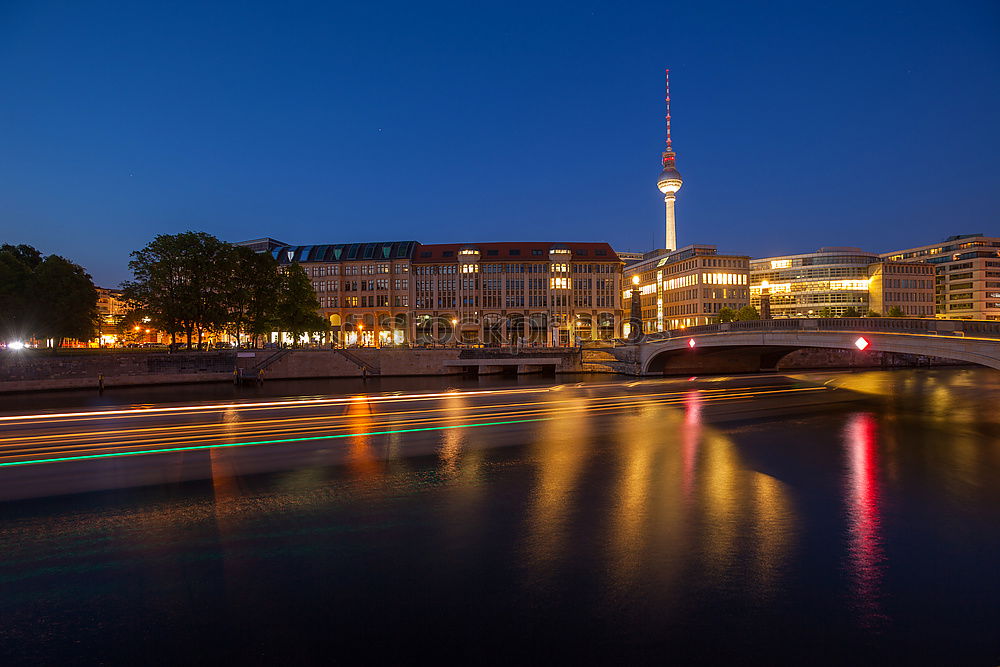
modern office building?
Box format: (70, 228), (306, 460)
(264, 240), (624, 345)
(623, 245), (750, 332)
(881, 234), (1000, 320)
(235, 237), (289, 254)
(749, 247), (934, 318)
(615, 250), (647, 265)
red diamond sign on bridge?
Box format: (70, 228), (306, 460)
(854, 337), (870, 351)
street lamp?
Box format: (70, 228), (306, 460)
(357, 323), (364, 347)
(451, 318), (458, 347)
(628, 275), (642, 340)
(759, 280), (772, 320)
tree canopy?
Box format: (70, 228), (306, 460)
(0, 244), (97, 345)
(123, 232), (327, 347)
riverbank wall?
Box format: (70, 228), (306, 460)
(0, 346), (969, 394)
(0, 348), (592, 393)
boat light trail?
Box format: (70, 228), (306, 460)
(0, 418), (545, 468)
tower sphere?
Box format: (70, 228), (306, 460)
(657, 166), (683, 194)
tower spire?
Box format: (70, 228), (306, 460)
(665, 68), (672, 156)
(657, 68), (683, 251)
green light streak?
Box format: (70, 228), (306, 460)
(0, 418), (546, 468)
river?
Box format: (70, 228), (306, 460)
(1, 368), (998, 665)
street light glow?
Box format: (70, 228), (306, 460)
(8, 341), (25, 351)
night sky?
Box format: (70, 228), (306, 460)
(1, 0), (998, 287)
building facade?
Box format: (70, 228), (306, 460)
(749, 247), (934, 318)
(411, 242), (623, 345)
(273, 241), (417, 346)
(96, 287), (127, 346)
(623, 245), (750, 332)
(881, 234), (1000, 320)
(267, 241), (624, 345)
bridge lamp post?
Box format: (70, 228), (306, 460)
(628, 275), (642, 341)
(760, 280), (772, 320)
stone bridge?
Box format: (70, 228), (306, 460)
(586, 318), (1000, 375)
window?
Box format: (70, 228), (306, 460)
(531, 249), (543, 255)
(486, 249), (499, 256)
(509, 249), (521, 256)
(443, 251), (454, 257)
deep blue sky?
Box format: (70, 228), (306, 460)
(1, 0), (998, 286)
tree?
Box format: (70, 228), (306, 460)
(718, 307), (736, 323)
(817, 307), (834, 318)
(887, 306), (906, 318)
(221, 246), (282, 347)
(28, 255), (98, 345)
(0, 244), (39, 342)
(843, 306), (861, 318)
(275, 263), (327, 345)
(0, 245), (96, 345)
(866, 310), (882, 317)
(734, 305), (760, 321)
(123, 232), (232, 348)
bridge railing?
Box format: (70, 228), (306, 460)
(634, 318), (1000, 343)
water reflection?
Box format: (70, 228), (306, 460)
(681, 390), (701, 502)
(523, 395), (593, 577)
(843, 412), (885, 627)
(594, 390), (796, 600)
(345, 395), (380, 479)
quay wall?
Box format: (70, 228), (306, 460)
(0, 348), (588, 393)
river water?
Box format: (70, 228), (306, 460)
(1, 368), (999, 665)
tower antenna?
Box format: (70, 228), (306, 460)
(657, 68), (683, 251)
(665, 68), (672, 156)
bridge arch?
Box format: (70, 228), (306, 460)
(639, 330), (1000, 375)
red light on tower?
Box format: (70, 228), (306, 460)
(688, 338), (696, 348)
(854, 337), (870, 351)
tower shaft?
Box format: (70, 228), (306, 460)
(664, 193), (677, 252)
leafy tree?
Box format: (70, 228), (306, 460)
(843, 306), (861, 318)
(222, 246), (282, 346)
(0, 244), (39, 341)
(817, 307), (834, 318)
(887, 306), (906, 318)
(28, 255), (98, 345)
(734, 305), (760, 321)
(275, 263), (327, 345)
(718, 307), (736, 323)
(0, 245), (96, 345)
(123, 232), (232, 348)
(866, 310), (882, 317)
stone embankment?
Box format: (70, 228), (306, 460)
(0, 348), (593, 393)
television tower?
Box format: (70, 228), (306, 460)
(657, 69), (683, 251)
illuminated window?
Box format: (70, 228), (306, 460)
(550, 277), (570, 289)
(771, 259), (791, 269)
(551, 263), (569, 273)
(461, 264), (479, 273)
(829, 280), (869, 290)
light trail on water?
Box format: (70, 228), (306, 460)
(0, 384), (829, 468)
